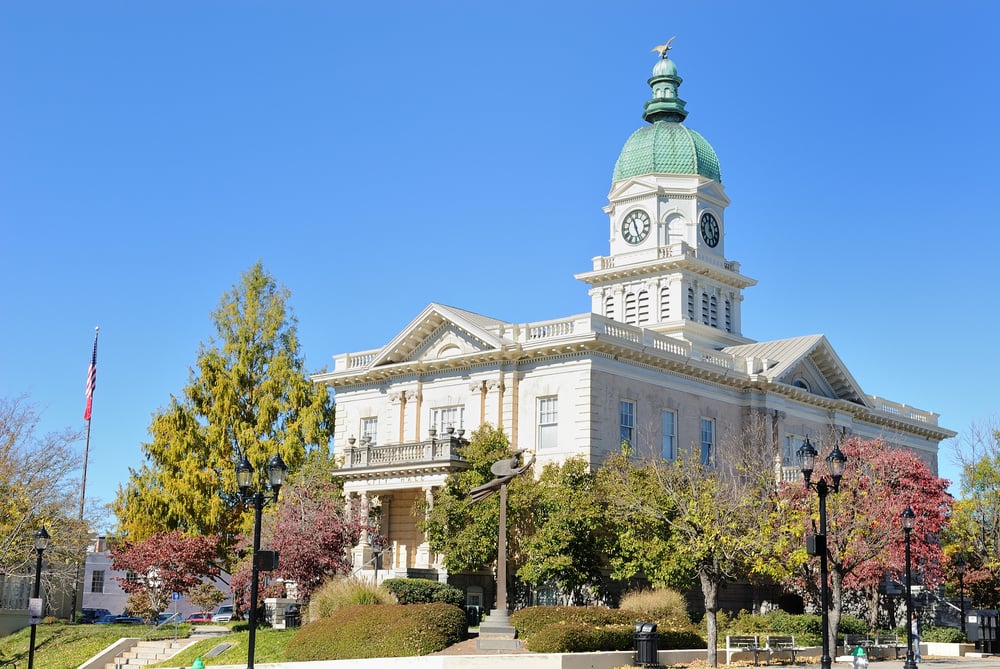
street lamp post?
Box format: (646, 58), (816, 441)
(798, 437), (847, 669)
(955, 554), (967, 638)
(27, 526), (50, 669)
(236, 453), (288, 669)
(902, 506), (918, 669)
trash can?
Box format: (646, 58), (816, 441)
(634, 621), (659, 667)
(284, 604), (301, 629)
(465, 605), (482, 627)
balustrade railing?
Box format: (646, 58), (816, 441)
(343, 435), (468, 469)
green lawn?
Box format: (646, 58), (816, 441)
(0, 621), (294, 669)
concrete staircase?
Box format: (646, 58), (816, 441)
(102, 638), (187, 669)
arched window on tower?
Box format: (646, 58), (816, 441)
(687, 288), (695, 320)
(637, 290), (649, 324)
(725, 299), (733, 333)
(710, 296), (718, 328)
(660, 285), (670, 321)
(605, 294), (615, 320)
(624, 292), (637, 325)
(701, 293), (710, 325)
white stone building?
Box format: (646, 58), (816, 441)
(311, 47), (954, 604)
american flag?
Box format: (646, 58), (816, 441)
(84, 328), (99, 421)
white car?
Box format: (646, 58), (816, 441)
(212, 604), (234, 622)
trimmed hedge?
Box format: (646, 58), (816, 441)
(382, 577), (465, 607)
(719, 610), (868, 647)
(511, 606), (705, 653)
(285, 603), (466, 660)
(921, 626), (966, 643)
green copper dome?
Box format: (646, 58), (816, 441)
(613, 122), (721, 183)
(612, 44), (722, 184)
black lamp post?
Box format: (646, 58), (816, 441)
(901, 506), (918, 669)
(955, 554), (967, 638)
(798, 437), (847, 669)
(236, 453), (288, 669)
(27, 526), (50, 669)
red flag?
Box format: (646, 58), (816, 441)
(84, 328), (99, 421)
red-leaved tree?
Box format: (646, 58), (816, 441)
(779, 437), (951, 649)
(230, 474), (364, 614)
(110, 530), (222, 619)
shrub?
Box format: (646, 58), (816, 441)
(619, 588), (692, 630)
(524, 621), (706, 653)
(309, 576), (395, 620)
(511, 605), (705, 652)
(382, 577), (464, 607)
(719, 610), (849, 647)
(923, 626), (967, 643)
(512, 606), (634, 639)
(527, 622), (634, 652)
(286, 603), (466, 660)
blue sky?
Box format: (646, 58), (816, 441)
(2, 2), (997, 531)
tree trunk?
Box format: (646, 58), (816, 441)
(701, 568), (720, 667)
(830, 567), (844, 657)
(865, 584), (880, 632)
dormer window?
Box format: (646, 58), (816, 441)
(792, 378), (810, 392)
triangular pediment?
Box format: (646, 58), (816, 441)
(698, 180), (728, 207)
(607, 176), (660, 202)
(724, 335), (870, 407)
(366, 303), (509, 368)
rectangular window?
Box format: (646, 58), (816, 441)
(620, 400), (636, 450)
(90, 570), (105, 593)
(431, 406), (465, 433)
(785, 435), (808, 466)
(537, 396), (558, 450)
(700, 418), (715, 465)
(361, 417), (378, 445)
(661, 410), (677, 460)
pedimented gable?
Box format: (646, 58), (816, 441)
(607, 176), (659, 203)
(725, 335), (871, 407)
(365, 303), (508, 369)
(411, 322), (495, 363)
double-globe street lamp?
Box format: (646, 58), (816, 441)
(797, 437), (847, 669)
(955, 554), (967, 638)
(27, 526), (50, 669)
(901, 506), (918, 669)
(236, 453), (289, 669)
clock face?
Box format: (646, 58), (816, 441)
(621, 210), (651, 245)
(699, 212), (720, 248)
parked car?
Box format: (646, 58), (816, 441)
(212, 604), (234, 623)
(185, 611), (214, 623)
(80, 608), (112, 624)
(96, 613), (145, 625)
(157, 611), (182, 625)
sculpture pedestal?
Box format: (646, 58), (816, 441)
(477, 609), (521, 650)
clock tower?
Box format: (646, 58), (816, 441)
(576, 42), (756, 350)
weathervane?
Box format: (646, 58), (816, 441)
(652, 36), (676, 59)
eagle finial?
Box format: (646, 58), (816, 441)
(652, 36), (676, 59)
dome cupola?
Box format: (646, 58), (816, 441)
(612, 39), (722, 184)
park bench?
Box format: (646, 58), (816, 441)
(765, 635), (805, 664)
(726, 635), (765, 665)
(875, 633), (905, 659)
(843, 633), (875, 657)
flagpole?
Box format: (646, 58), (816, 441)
(72, 326), (99, 622)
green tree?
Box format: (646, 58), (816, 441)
(419, 426), (612, 605)
(943, 420), (1000, 609)
(516, 458), (613, 603)
(418, 425), (517, 575)
(599, 417), (779, 667)
(112, 263), (335, 555)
